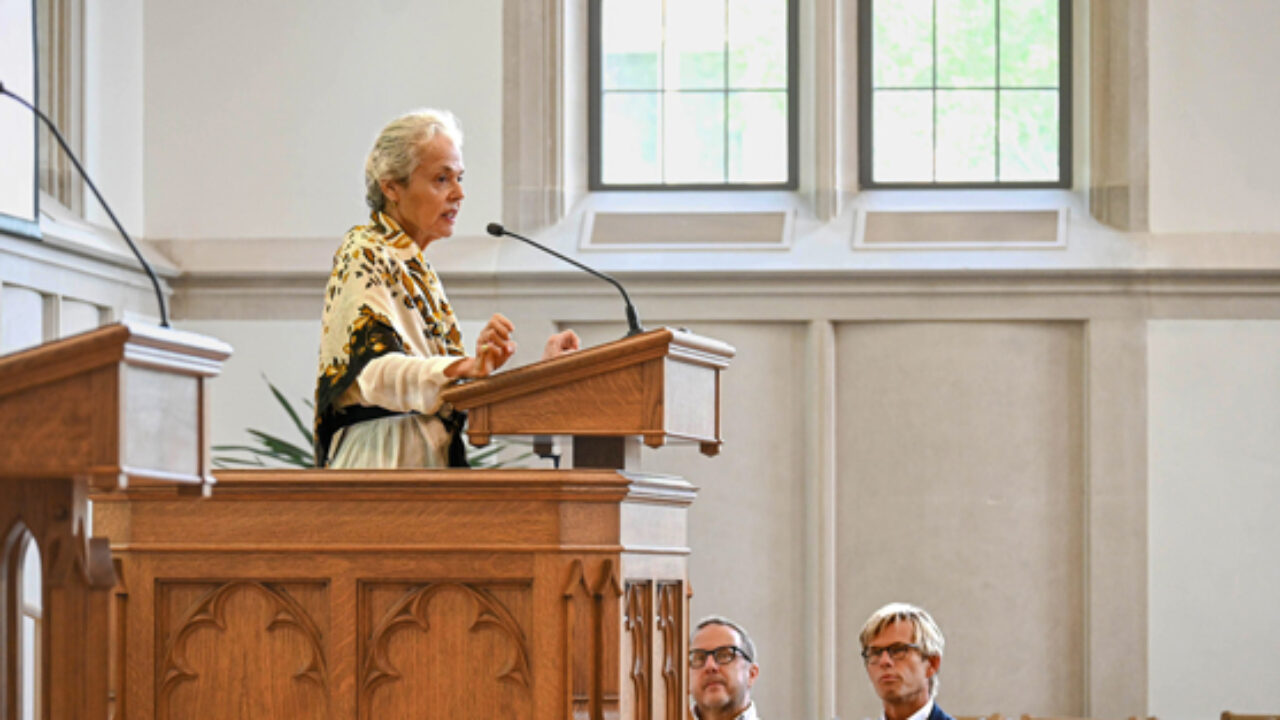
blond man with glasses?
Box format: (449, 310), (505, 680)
(860, 603), (953, 720)
(689, 616), (761, 720)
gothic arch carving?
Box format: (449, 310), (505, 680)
(360, 581), (532, 698)
(624, 581), (652, 719)
(657, 581), (684, 720)
(561, 558), (624, 718)
(158, 581), (329, 699)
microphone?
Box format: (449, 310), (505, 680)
(487, 222), (643, 336)
(1, 81), (170, 327)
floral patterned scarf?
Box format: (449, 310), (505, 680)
(313, 212), (465, 465)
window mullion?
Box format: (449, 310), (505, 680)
(931, 0), (938, 183)
(995, 0), (1002, 181)
(723, 0), (729, 183)
(660, 0), (668, 184)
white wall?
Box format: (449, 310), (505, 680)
(1148, 320), (1280, 720)
(177, 319), (321, 463)
(84, 0), (146, 235)
(1148, 0), (1280, 234)
(141, 0), (502, 241)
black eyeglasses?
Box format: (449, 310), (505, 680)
(689, 645), (752, 669)
(861, 642), (922, 664)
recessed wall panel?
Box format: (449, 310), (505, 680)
(835, 321), (1084, 718)
(1148, 320), (1280, 720)
(1, 285), (44, 353)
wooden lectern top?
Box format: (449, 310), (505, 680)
(0, 321), (231, 491)
(441, 327), (735, 456)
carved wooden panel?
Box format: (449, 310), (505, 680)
(2, 519), (34, 720)
(358, 580), (532, 719)
(110, 558), (127, 720)
(156, 581), (330, 720)
(656, 582), (684, 720)
(624, 581), (652, 720)
(98, 470), (697, 719)
(2, 477), (114, 720)
(562, 559), (622, 720)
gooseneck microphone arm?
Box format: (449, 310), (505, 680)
(486, 222), (643, 336)
(1, 81), (170, 327)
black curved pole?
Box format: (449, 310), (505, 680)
(486, 222), (644, 337)
(1, 81), (170, 327)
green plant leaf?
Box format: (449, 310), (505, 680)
(212, 444), (280, 453)
(211, 456), (266, 468)
(265, 376), (314, 446)
(246, 429), (313, 460)
(466, 444), (504, 461)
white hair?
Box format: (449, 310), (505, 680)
(364, 108), (463, 212)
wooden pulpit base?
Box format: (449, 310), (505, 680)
(94, 468), (696, 719)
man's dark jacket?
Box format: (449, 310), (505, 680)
(929, 704), (957, 720)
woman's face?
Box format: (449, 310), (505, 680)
(381, 133), (465, 249)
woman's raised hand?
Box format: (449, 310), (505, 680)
(542, 329), (581, 360)
(445, 318), (582, 380)
(445, 313), (516, 379)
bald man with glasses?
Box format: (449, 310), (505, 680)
(859, 603), (954, 720)
(688, 615), (761, 720)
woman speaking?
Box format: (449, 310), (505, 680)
(314, 109), (578, 468)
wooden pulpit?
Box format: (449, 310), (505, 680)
(0, 323), (230, 719)
(443, 327), (734, 467)
(94, 327), (733, 719)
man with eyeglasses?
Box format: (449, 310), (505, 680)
(859, 602), (953, 720)
(688, 615), (761, 720)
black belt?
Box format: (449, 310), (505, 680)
(328, 405), (469, 468)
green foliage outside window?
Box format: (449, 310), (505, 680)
(865, 0), (1067, 186)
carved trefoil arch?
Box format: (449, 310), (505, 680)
(157, 580), (330, 720)
(359, 580), (533, 718)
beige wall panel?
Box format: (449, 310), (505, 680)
(1149, 0), (1280, 233)
(59, 299), (103, 337)
(835, 321), (1085, 719)
(1, 285), (44, 353)
(572, 320), (810, 720)
(1148, 320), (1280, 720)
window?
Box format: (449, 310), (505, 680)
(859, 0), (1071, 188)
(589, 0), (797, 190)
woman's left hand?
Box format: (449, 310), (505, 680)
(543, 329), (581, 360)
(443, 313), (517, 379)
